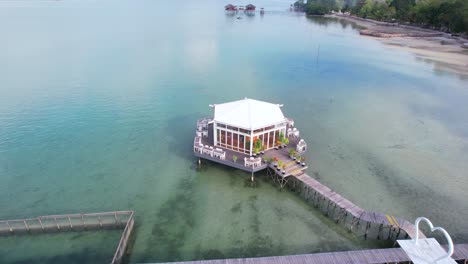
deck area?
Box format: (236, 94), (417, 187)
(195, 122), (302, 173)
(152, 244), (468, 264)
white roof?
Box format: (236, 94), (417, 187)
(213, 98), (285, 130)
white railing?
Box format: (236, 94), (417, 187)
(244, 157), (262, 168)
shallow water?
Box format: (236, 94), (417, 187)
(0, 0), (467, 263)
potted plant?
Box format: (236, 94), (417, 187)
(283, 137), (289, 147)
(273, 157), (278, 167)
(276, 140), (282, 149)
(301, 156), (306, 167)
(288, 148), (297, 159)
(296, 155), (301, 164)
(233, 155), (238, 163)
(277, 160), (283, 171)
(261, 146), (266, 154)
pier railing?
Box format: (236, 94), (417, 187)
(0, 210), (134, 264)
(111, 211), (135, 264)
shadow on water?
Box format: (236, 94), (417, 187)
(306, 16), (365, 30)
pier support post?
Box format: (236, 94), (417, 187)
(395, 227), (401, 240)
(7, 221), (13, 234)
(24, 220), (30, 233)
(377, 223), (383, 240)
(198, 158), (201, 168)
(251, 172), (254, 182)
(54, 217), (60, 231)
(364, 222), (370, 240)
(38, 218), (44, 231)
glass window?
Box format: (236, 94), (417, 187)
(275, 130), (280, 146)
(269, 131), (275, 148)
(232, 132), (238, 150)
(239, 135), (245, 151)
(227, 131), (232, 149)
(221, 130), (226, 144)
(263, 132), (268, 149)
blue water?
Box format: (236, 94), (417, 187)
(1, 0), (468, 263)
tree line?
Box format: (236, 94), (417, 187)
(294, 0), (468, 34)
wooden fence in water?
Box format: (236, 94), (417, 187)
(0, 210), (134, 264)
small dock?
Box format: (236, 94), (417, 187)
(0, 211), (135, 264)
(153, 244), (468, 264)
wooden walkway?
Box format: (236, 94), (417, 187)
(153, 244), (468, 264)
(0, 211), (135, 264)
(294, 173), (424, 240)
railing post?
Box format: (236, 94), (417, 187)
(114, 212), (119, 225)
(24, 220), (30, 232)
(7, 221), (13, 234)
(54, 217), (60, 231)
(68, 216), (73, 229)
(98, 216), (102, 228)
(38, 217), (44, 231)
(82, 214), (86, 230)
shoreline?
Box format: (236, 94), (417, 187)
(326, 14), (468, 78)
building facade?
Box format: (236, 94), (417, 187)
(211, 98), (288, 156)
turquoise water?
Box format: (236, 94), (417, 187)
(1, 0), (468, 263)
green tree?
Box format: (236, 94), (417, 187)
(389, 0), (415, 21)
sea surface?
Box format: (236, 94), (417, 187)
(1, 0), (468, 263)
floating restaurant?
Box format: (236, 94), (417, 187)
(245, 4), (256, 11)
(224, 4), (237, 11)
(194, 98), (308, 184)
(225, 4), (261, 13)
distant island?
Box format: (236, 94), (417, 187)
(294, 0), (468, 36)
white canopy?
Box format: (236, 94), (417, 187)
(213, 98), (285, 130)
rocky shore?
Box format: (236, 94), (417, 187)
(326, 14), (468, 77)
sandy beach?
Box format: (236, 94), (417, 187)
(328, 14), (468, 78)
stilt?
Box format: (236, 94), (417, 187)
(349, 216), (356, 231)
(7, 221), (13, 233)
(251, 172), (254, 182)
(395, 227), (401, 240)
(325, 199), (331, 215)
(364, 222), (370, 240)
(387, 226), (393, 240)
(377, 223), (383, 240)
(54, 217), (60, 230)
(331, 204), (337, 219)
(198, 158), (201, 168)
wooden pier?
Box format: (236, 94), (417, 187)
(289, 173), (424, 240)
(153, 244), (468, 264)
(0, 211), (134, 264)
